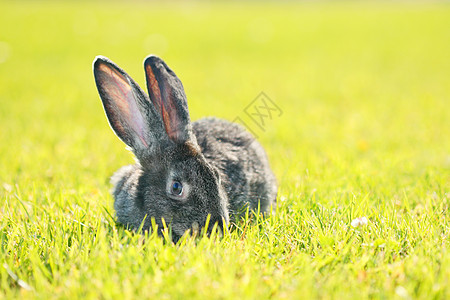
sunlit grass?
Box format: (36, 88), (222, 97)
(1, 1), (449, 299)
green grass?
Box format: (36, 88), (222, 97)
(1, 1), (449, 299)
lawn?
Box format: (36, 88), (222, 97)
(1, 1), (449, 299)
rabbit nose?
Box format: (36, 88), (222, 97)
(208, 215), (225, 231)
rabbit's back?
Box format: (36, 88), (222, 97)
(193, 117), (277, 218)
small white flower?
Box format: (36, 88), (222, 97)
(351, 217), (368, 228)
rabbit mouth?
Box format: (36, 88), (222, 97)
(170, 219), (225, 242)
(171, 232), (182, 244)
(171, 223), (192, 240)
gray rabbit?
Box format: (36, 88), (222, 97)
(93, 55), (277, 242)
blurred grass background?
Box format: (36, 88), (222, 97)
(1, 0), (449, 299)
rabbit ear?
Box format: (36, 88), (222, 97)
(93, 56), (167, 154)
(144, 55), (194, 144)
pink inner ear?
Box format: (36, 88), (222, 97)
(99, 63), (148, 147)
(145, 64), (180, 142)
(162, 80), (182, 141)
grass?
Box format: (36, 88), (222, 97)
(1, 1), (449, 298)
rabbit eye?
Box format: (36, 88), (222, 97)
(170, 181), (183, 196)
(166, 174), (189, 201)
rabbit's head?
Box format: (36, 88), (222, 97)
(93, 55), (229, 241)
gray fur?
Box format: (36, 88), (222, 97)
(93, 55), (277, 242)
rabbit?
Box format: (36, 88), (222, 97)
(93, 55), (277, 242)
